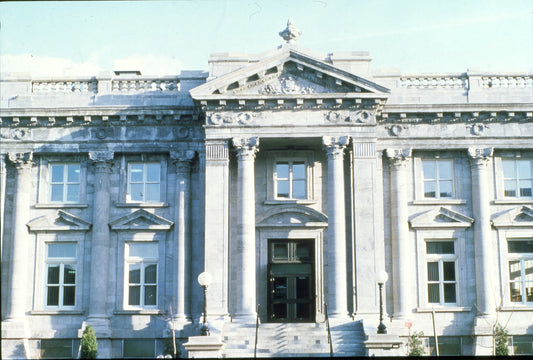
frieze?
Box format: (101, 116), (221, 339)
(257, 74), (330, 95)
(325, 110), (375, 124)
(0, 128), (32, 140)
(208, 112), (256, 126)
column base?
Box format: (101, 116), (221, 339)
(82, 317), (111, 338)
(1, 318), (30, 339)
(231, 313), (257, 323)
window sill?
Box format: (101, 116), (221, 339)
(115, 202), (169, 208)
(500, 306), (533, 311)
(416, 307), (471, 313)
(31, 310), (85, 315)
(35, 203), (89, 209)
(412, 199), (467, 205)
(114, 309), (163, 315)
(264, 199), (317, 205)
(493, 199), (533, 205)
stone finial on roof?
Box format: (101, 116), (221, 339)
(279, 19), (301, 43)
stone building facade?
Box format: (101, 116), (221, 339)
(2, 24), (533, 357)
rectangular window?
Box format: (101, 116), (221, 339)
(428, 336), (462, 356)
(50, 164), (80, 203)
(508, 239), (533, 304)
(511, 335), (533, 355)
(275, 161), (307, 200)
(422, 159), (454, 198)
(127, 163), (161, 202)
(426, 241), (457, 305)
(41, 339), (76, 359)
(123, 339), (156, 358)
(503, 159), (533, 197)
(125, 243), (158, 307)
(45, 243), (76, 308)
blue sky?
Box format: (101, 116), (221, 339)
(1, 0), (532, 76)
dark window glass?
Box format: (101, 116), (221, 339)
(123, 339), (155, 358)
(426, 241), (454, 254)
(508, 240), (533, 253)
(41, 339), (73, 358)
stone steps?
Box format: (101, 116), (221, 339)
(221, 321), (366, 358)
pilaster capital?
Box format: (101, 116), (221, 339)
(7, 152), (34, 171)
(233, 136), (259, 161)
(322, 136), (350, 160)
(88, 151), (114, 171)
(170, 150), (196, 174)
(385, 148), (412, 168)
(468, 147), (493, 169)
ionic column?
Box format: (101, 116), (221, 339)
(232, 136), (259, 320)
(386, 148), (412, 318)
(323, 136), (350, 318)
(468, 147), (496, 317)
(170, 150), (196, 321)
(87, 151), (113, 333)
(5, 152), (33, 321)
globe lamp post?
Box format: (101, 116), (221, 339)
(376, 270), (388, 334)
(198, 272), (212, 336)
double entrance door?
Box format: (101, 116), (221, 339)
(268, 240), (315, 322)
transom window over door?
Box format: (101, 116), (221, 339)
(426, 240), (457, 305)
(422, 159), (454, 198)
(503, 159), (533, 198)
(275, 161), (307, 199)
(508, 239), (533, 304)
(127, 163), (161, 202)
(45, 243), (77, 308)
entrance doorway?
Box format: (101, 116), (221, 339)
(268, 240), (315, 322)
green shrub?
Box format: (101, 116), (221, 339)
(407, 331), (425, 356)
(494, 323), (509, 356)
(80, 325), (98, 359)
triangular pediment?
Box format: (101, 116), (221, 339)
(28, 210), (91, 232)
(191, 47), (390, 100)
(256, 205), (328, 228)
(409, 207), (474, 229)
(110, 209), (174, 231)
(492, 206), (533, 228)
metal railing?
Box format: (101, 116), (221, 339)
(324, 302), (333, 357)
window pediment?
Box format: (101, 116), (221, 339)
(110, 209), (174, 231)
(492, 206), (533, 228)
(28, 210), (91, 232)
(409, 207), (474, 229)
(256, 205), (328, 228)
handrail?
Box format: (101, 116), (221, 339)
(324, 302), (333, 357)
(254, 304), (260, 359)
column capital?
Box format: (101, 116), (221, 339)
(7, 152), (34, 171)
(170, 150), (196, 174)
(385, 148), (411, 168)
(468, 147), (493, 168)
(232, 136), (259, 160)
(322, 136), (350, 160)
(88, 151), (114, 171)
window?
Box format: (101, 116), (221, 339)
(503, 159), (533, 198)
(45, 243), (76, 308)
(275, 161), (307, 199)
(125, 242), (158, 307)
(50, 164), (80, 203)
(123, 339), (156, 358)
(127, 163), (161, 202)
(41, 339), (77, 358)
(426, 241), (457, 304)
(428, 336), (462, 356)
(508, 239), (533, 303)
(422, 159), (454, 198)
(510, 335), (533, 355)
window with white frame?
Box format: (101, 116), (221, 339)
(508, 239), (533, 304)
(510, 335), (533, 355)
(49, 164), (80, 203)
(422, 159), (454, 198)
(127, 163), (161, 202)
(275, 160), (307, 200)
(125, 242), (158, 307)
(45, 243), (77, 308)
(503, 159), (533, 198)
(426, 240), (457, 304)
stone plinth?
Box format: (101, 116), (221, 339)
(183, 336), (225, 358)
(364, 334), (404, 357)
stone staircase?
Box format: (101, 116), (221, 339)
(221, 320), (366, 357)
